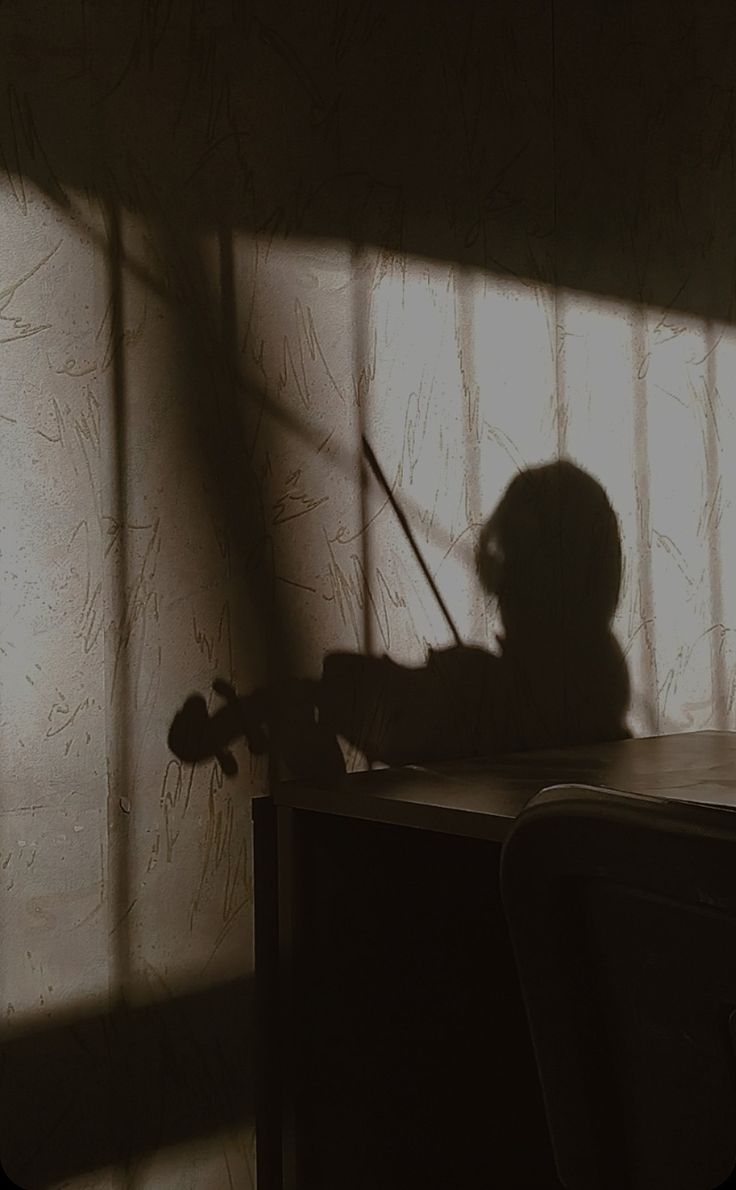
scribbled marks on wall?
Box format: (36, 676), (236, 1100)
(192, 767), (249, 938)
(106, 517), (162, 709)
(272, 468), (329, 526)
(0, 241), (60, 342)
(158, 758), (195, 865)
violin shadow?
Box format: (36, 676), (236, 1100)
(169, 458), (630, 779)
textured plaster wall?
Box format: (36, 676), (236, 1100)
(1, 1), (735, 1187)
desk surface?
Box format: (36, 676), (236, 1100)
(274, 730), (736, 842)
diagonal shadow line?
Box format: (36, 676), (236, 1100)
(0, 976), (253, 1189)
(61, 190), (480, 572)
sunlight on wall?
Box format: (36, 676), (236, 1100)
(0, 183), (109, 1035)
(238, 233), (735, 739)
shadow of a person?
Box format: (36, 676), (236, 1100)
(168, 459), (630, 781)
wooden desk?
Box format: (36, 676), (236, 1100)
(254, 731), (736, 1190)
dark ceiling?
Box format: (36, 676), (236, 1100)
(2, 0), (735, 321)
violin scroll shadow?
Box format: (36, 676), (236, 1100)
(169, 673), (348, 783)
(167, 679), (268, 777)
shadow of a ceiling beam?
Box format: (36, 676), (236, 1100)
(0, 976), (253, 1189)
(2, 0), (735, 322)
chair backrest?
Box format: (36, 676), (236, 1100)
(0, 1161), (24, 1189)
(500, 784), (736, 1190)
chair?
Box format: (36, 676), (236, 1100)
(0, 1161), (24, 1189)
(500, 784), (736, 1190)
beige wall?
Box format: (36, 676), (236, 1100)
(1, 2), (735, 1186)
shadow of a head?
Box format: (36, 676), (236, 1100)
(474, 458), (629, 748)
(477, 459), (622, 638)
